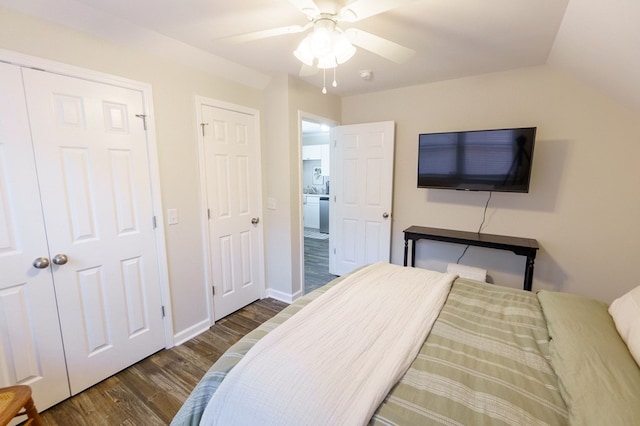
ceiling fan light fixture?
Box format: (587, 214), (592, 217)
(309, 26), (334, 57)
(292, 15), (360, 93)
(317, 55), (337, 69)
(294, 37), (314, 66)
(333, 34), (356, 64)
(295, 24), (356, 67)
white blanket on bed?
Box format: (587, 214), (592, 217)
(200, 262), (455, 426)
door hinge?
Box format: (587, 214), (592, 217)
(212, 286), (215, 296)
(207, 208), (211, 220)
(152, 215), (157, 229)
(200, 122), (209, 137)
(161, 305), (165, 318)
(135, 114), (148, 130)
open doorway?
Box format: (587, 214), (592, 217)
(301, 117), (337, 293)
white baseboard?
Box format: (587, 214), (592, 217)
(174, 290), (299, 346)
(172, 318), (211, 346)
(266, 287), (301, 304)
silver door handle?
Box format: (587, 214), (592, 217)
(251, 217), (260, 225)
(382, 212), (390, 218)
(33, 257), (50, 269)
(52, 254), (68, 265)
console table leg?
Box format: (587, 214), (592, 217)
(411, 240), (416, 267)
(403, 239), (409, 267)
(524, 256), (535, 291)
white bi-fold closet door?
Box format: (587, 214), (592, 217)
(0, 61), (166, 410)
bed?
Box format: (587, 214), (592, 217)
(172, 262), (640, 426)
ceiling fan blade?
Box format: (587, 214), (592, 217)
(299, 63), (318, 77)
(338, 0), (419, 22)
(216, 24), (310, 45)
(345, 28), (415, 63)
(287, 0), (321, 18)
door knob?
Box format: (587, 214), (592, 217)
(382, 212), (390, 218)
(251, 217), (260, 225)
(33, 257), (50, 269)
(52, 254), (69, 265)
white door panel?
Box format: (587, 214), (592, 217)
(201, 103), (263, 320)
(22, 68), (165, 395)
(0, 63), (69, 409)
(331, 121), (395, 276)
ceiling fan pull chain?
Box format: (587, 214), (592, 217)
(322, 68), (327, 94)
(333, 67), (337, 88)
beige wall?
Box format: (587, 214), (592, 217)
(4, 4), (637, 342)
(289, 78), (341, 294)
(0, 6), (341, 340)
(263, 75), (340, 299)
(263, 75), (294, 298)
(0, 7), (263, 338)
(342, 66), (640, 303)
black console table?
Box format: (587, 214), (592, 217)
(403, 226), (539, 291)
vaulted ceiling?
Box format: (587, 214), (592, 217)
(2, 0), (638, 111)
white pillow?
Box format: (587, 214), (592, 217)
(446, 263), (487, 282)
(609, 284), (640, 367)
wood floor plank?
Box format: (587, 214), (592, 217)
(38, 247), (333, 425)
(39, 298), (288, 425)
(304, 236), (337, 293)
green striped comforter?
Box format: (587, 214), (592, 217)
(371, 279), (567, 425)
(173, 276), (568, 426)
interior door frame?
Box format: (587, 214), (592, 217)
(297, 111), (339, 293)
(196, 96), (265, 325)
(0, 48), (175, 347)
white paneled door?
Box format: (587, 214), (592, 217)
(200, 101), (264, 320)
(0, 61), (166, 409)
(0, 63), (70, 410)
(330, 121), (395, 276)
(21, 68), (166, 395)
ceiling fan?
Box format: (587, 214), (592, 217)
(216, 0), (418, 90)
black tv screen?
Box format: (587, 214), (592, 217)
(417, 127), (536, 192)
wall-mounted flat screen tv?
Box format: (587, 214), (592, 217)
(417, 127), (536, 193)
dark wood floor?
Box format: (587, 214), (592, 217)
(304, 235), (337, 293)
(37, 298), (287, 425)
(36, 238), (332, 424)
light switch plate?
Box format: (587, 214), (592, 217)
(267, 197), (277, 210)
(167, 208), (178, 225)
